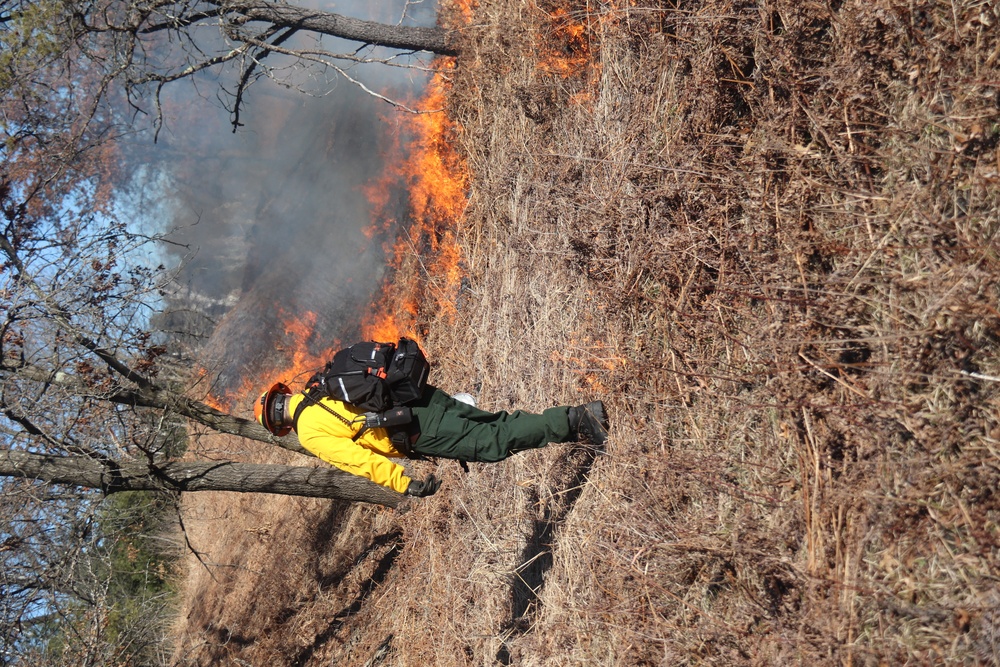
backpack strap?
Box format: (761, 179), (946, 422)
(293, 389), (366, 442)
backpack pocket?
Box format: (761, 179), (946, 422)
(386, 337), (430, 405)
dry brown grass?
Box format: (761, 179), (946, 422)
(171, 0), (1000, 664)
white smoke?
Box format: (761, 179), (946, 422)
(120, 0), (442, 393)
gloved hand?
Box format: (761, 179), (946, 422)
(405, 474), (441, 497)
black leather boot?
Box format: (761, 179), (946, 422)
(568, 401), (609, 448)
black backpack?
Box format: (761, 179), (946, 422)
(306, 337), (430, 411)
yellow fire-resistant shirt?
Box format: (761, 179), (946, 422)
(288, 393), (412, 494)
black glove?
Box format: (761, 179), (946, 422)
(405, 474), (441, 497)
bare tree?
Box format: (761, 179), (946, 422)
(4, 0), (459, 132)
(2, 2), (437, 663)
(0, 0), (402, 501)
(0, 16), (406, 659)
(0, 478), (178, 666)
(0, 210), (402, 503)
(0, 145), (398, 667)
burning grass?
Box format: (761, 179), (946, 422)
(361, 66), (469, 343)
(171, 0), (1000, 664)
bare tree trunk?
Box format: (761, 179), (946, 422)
(235, 1), (458, 55)
(0, 450), (402, 508)
(10, 362), (312, 457)
(112, 382), (314, 456)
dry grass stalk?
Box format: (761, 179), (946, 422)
(170, 0), (1000, 664)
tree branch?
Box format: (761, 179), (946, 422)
(228, 26), (296, 131)
(139, 8), (226, 33)
(0, 232), (156, 389)
(0, 449), (403, 507)
(1, 359), (315, 456)
(232, 1), (457, 55)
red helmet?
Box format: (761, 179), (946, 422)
(254, 382), (293, 436)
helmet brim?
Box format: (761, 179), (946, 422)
(256, 382), (292, 436)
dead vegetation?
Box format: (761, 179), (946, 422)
(171, 0), (1000, 664)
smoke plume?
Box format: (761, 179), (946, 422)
(127, 0), (439, 399)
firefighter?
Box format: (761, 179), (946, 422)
(254, 382), (609, 498)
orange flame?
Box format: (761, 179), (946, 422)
(206, 5), (475, 413)
(361, 63), (469, 343)
(539, 8), (592, 78)
(199, 1), (623, 419)
(201, 389), (227, 413)
(281, 310), (336, 381)
(201, 310), (338, 412)
(445, 0), (475, 24)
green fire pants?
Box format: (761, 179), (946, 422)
(409, 386), (572, 462)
